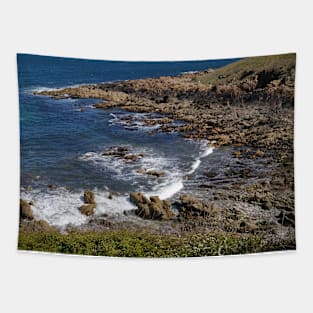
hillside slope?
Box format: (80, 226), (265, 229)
(195, 53), (296, 88)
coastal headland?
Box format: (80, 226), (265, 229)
(19, 53), (296, 257)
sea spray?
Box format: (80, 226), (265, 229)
(144, 179), (184, 200)
(21, 188), (136, 228)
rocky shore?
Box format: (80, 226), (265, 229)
(20, 53), (296, 256)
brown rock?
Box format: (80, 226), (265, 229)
(20, 199), (34, 220)
(178, 195), (215, 217)
(146, 170), (166, 177)
(130, 192), (149, 206)
(124, 154), (139, 161)
(79, 203), (96, 216)
(117, 146), (129, 153)
(254, 149), (264, 157)
(233, 150), (241, 158)
(129, 192), (174, 220)
(84, 190), (95, 204)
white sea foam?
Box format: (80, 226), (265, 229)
(21, 188), (136, 229)
(188, 159), (201, 174)
(181, 70), (199, 75)
(21, 140), (215, 227)
(186, 142), (214, 175)
(21, 188), (88, 227)
(199, 140), (214, 158)
(200, 146), (214, 158)
(24, 86), (56, 95)
(79, 147), (174, 183)
(109, 113), (118, 120)
(145, 178), (184, 200)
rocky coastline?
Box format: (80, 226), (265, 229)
(19, 54), (296, 256)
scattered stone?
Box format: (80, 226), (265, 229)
(48, 184), (57, 190)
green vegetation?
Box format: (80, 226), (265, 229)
(18, 229), (294, 257)
(195, 53), (296, 86)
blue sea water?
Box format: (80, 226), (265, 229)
(18, 54), (236, 227)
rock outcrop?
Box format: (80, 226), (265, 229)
(20, 199), (34, 220)
(129, 192), (175, 220)
(101, 146), (144, 162)
(84, 190), (95, 204)
(19, 219), (56, 233)
(177, 194), (219, 218)
(79, 204), (96, 216)
(79, 190), (96, 216)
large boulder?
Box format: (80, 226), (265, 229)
(148, 196), (174, 220)
(79, 203), (96, 216)
(129, 192), (175, 220)
(20, 199), (34, 220)
(84, 190), (95, 204)
(130, 192), (150, 206)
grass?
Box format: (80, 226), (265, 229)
(18, 229), (295, 257)
(195, 53), (296, 85)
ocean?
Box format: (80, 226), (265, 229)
(18, 54), (236, 228)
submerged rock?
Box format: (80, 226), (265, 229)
(124, 154), (139, 161)
(136, 168), (145, 174)
(20, 199), (34, 220)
